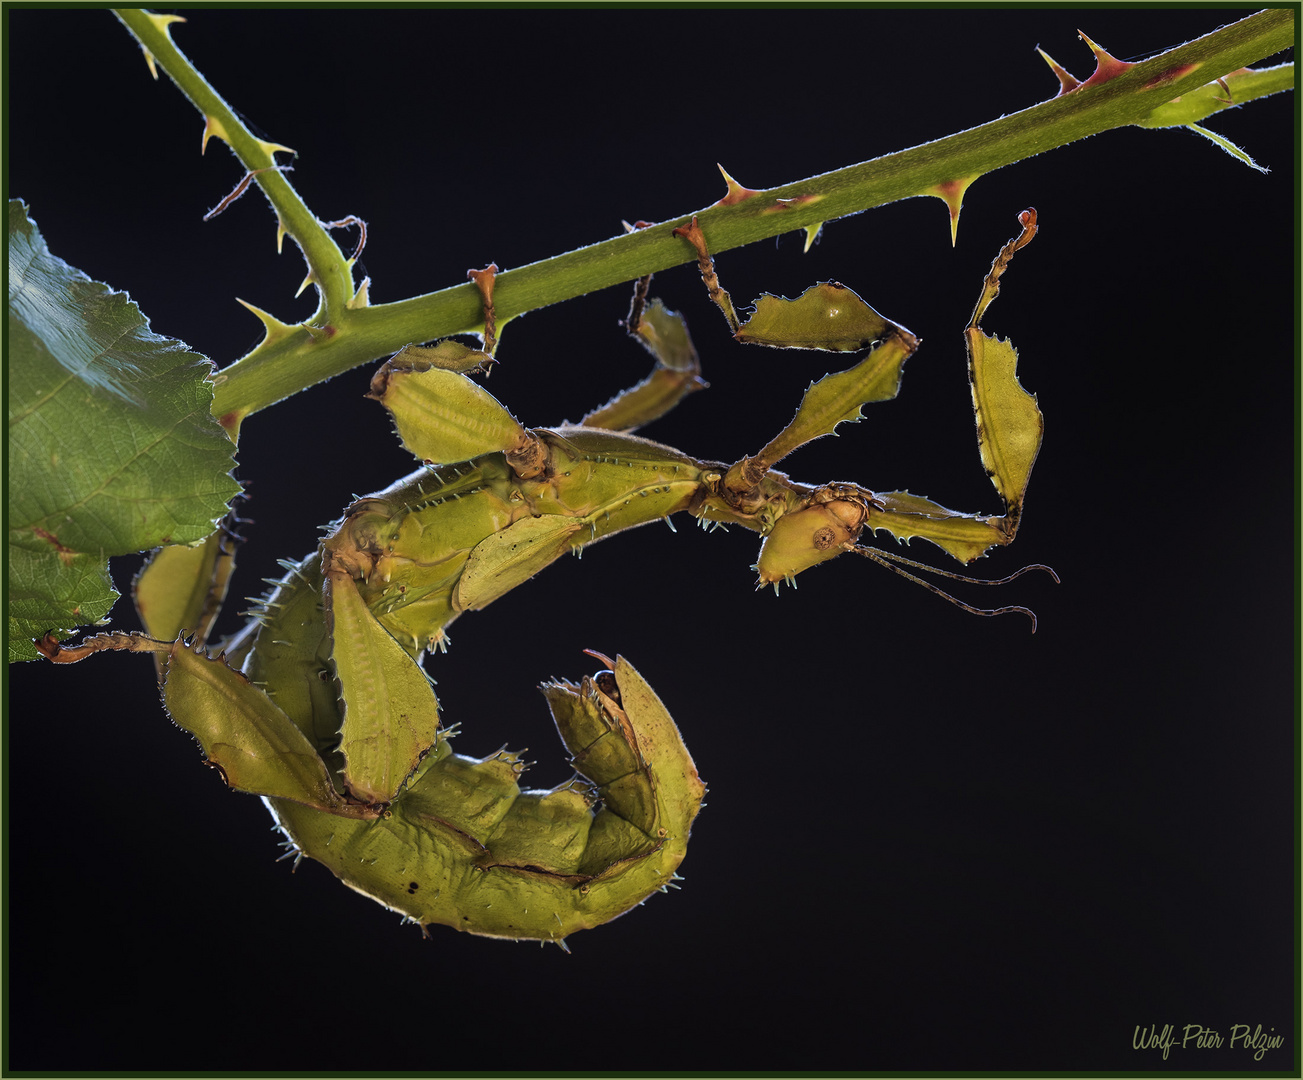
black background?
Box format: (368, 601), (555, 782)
(5, 7), (1296, 1074)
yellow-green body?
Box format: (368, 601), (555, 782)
(228, 430), (722, 942)
(44, 214), (1046, 944)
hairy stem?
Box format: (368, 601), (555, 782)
(117, 8), (1292, 432)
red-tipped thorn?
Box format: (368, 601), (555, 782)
(1075, 31), (1137, 90)
(714, 165), (761, 207)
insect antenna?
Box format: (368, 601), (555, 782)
(851, 546), (1059, 632)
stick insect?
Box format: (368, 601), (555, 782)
(38, 209), (1052, 945)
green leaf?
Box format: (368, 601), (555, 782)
(7, 200), (239, 662)
(1182, 123), (1268, 173)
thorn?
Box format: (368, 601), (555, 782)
(235, 298), (297, 346)
(348, 278), (371, 309)
(276, 217), (288, 254)
(256, 138), (296, 160)
(301, 315), (336, 344)
(802, 222), (823, 253)
(144, 12), (186, 35)
(138, 13), (185, 80)
(1075, 30), (1137, 91)
(201, 114), (232, 155)
(1036, 46), (1081, 96)
(714, 164), (761, 207)
(295, 269), (316, 299)
(922, 176), (977, 247)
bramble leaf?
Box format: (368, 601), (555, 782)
(7, 200), (239, 661)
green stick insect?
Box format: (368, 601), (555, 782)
(38, 209), (1052, 947)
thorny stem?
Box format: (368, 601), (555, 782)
(116, 9), (1292, 432)
(114, 10), (356, 329)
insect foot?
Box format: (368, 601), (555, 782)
(265, 655), (704, 944)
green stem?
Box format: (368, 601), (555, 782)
(118, 8), (1292, 430)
